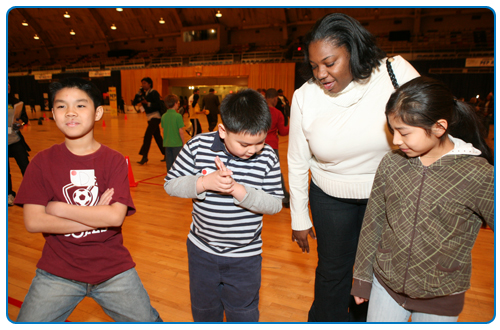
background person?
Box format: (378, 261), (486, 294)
(287, 13), (420, 322)
(8, 81), (30, 207)
(200, 88), (220, 132)
(132, 77), (165, 165)
(265, 88), (290, 208)
(161, 94), (185, 172)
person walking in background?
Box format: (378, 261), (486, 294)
(200, 88), (220, 132)
(161, 94), (185, 172)
(352, 76), (493, 322)
(8, 80), (30, 207)
(275, 89), (290, 126)
(132, 77), (165, 165)
(287, 13), (419, 322)
(188, 89), (203, 135)
(265, 88), (290, 208)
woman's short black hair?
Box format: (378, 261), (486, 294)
(220, 89), (271, 135)
(301, 13), (386, 82)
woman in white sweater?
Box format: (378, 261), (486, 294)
(288, 13), (419, 322)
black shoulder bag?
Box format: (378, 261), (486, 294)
(386, 57), (399, 89)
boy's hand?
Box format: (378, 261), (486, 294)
(202, 156), (235, 194)
(45, 188), (114, 216)
(97, 188), (114, 206)
(45, 201), (64, 217)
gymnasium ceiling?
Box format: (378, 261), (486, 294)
(7, 7), (494, 65)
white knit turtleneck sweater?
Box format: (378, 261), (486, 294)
(288, 56), (420, 230)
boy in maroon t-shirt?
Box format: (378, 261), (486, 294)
(14, 78), (162, 322)
(264, 88), (290, 208)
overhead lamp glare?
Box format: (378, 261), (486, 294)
(116, 8), (123, 12)
(111, 24), (117, 30)
(215, 10), (222, 18)
(33, 34), (39, 40)
(70, 29), (76, 35)
(159, 17), (165, 24)
(22, 20), (28, 26)
(64, 11), (70, 18)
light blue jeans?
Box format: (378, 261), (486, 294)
(367, 276), (459, 322)
(16, 268), (162, 322)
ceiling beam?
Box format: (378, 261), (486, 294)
(16, 8), (52, 59)
(87, 8), (111, 51)
(170, 8), (184, 30)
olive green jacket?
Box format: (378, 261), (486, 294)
(352, 142), (494, 302)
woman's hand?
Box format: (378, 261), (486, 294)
(292, 228), (316, 253)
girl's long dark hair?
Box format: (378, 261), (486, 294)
(386, 76), (493, 165)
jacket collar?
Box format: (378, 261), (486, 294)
(404, 135), (480, 169)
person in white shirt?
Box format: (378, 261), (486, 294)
(287, 13), (420, 322)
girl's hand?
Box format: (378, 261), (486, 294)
(353, 296), (368, 305)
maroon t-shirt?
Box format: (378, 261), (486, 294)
(265, 106), (289, 150)
(15, 143), (136, 284)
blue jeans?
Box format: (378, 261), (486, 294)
(187, 239), (261, 322)
(16, 268), (162, 322)
(165, 146), (182, 172)
(308, 181), (368, 322)
(367, 276), (459, 322)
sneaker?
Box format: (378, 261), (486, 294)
(8, 194), (15, 207)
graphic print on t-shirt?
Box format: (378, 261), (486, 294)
(62, 169), (100, 206)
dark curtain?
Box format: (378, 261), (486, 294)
(8, 71), (122, 112)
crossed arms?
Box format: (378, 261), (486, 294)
(23, 188), (127, 234)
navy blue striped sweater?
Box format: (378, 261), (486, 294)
(164, 131), (283, 257)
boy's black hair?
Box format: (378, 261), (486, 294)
(141, 77), (153, 88)
(265, 88), (278, 100)
(301, 13), (386, 82)
(49, 77), (103, 108)
(220, 89), (271, 135)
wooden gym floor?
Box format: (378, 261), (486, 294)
(6, 110), (495, 323)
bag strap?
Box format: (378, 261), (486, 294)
(386, 57), (399, 89)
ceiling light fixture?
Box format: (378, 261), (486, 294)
(70, 29), (76, 35)
(111, 24), (117, 30)
(215, 10), (222, 18)
(33, 34), (39, 40)
(22, 20), (28, 26)
(116, 8), (123, 12)
(159, 17), (165, 24)
(64, 11), (70, 18)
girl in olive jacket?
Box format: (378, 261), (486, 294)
(351, 77), (494, 322)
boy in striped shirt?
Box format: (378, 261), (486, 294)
(164, 89), (283, 322)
